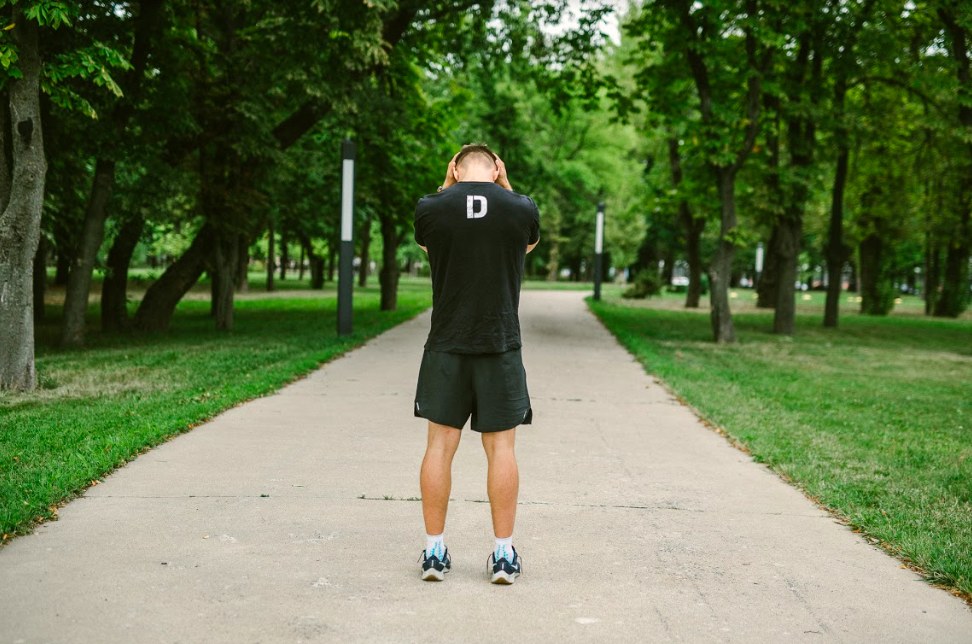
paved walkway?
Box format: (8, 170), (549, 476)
(1, 291), (969, 643)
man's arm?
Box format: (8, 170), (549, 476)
(526, 240), (539, 254)
(440, 152), (458, 191)
(495, 156), (513, 191)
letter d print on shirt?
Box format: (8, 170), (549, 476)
(466, 195), (488, 219)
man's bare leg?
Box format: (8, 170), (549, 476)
(420, 422), (462, 535)
(481, 428), (518, 539)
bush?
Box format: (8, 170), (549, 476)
(622, 270), (662, 299)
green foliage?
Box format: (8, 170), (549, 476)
(23, 1), (73, 29)
(622, 269), (662, 299)
(0, 2), (127, 116)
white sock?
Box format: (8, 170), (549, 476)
(426, 533), (445, 559)
(494, 536), (514, 562)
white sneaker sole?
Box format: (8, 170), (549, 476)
(422, 567), (447, 581)
(490, 570), (519, 585)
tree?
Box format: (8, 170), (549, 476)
(0, 3), (45, 390)
(640, 0), (769, 342)
(933, 2), (971, 317)
(59, 0), (163, 346)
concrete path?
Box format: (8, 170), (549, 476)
(1, 291), (969, 643)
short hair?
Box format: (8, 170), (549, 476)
(454, 143), (497, 169)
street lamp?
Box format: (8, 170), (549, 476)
(593, 201), (605, 301)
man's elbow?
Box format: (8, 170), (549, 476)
(526, 239), (539, 254)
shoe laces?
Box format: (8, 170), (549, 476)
(488, 549), (522, 573)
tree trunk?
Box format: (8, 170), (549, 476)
(266, 218), (275, 292)
(101, 214), (144, 332)
(211, 230), (240, 331)
(824, 144), (850, 327)
(0, 14), (46, 391)
(133, 225), (211, 332)
(757, 91), (782, 310)
(773, 129), (814, 335)
(327, 245), (336, 282)
(54, 246), (70, 285)
(859, 234), (893, 315)
(235, 234), (249, 293)
(924, 234), (941, 315)
(61, 159), (115, 347)
(279, 227), (288, 281)
(772, 213), (801, 334)
(934, 207), (970, 317)
(297, 243), (304, 281)
(310, 255), (325, 289)
(300, 235), (324, 289)
(33, 235), (46, 323)
(358, 214), (371, 287)
(668, 137), (704, 308)
(935, 6), (972, 317)
(0, 88), (9, 212)
(709, 170), (737, 343)
(379, 218), (400, 311)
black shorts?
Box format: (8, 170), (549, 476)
(414, 349), (533, 433)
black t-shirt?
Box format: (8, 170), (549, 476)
(414, 181), (540, 354)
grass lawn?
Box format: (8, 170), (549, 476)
(0, 279), (432, 541)
(589, 292), (972, 599)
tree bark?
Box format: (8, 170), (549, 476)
(824, 142), (850, 327)
(934, 7), (971, 317)
(684, 216), (704, 307)
(54, 245), (70, 285)
(772, 212), (801, 334)
(934, 208), (970, 317)
(266, 218), (275, 291)
(757, 226), (779, 308)
(668, 138), (703, 308)
(101, 214), (144, 331)
(924, 230), (941, 315)
(859, 233), (893, 315)
(279, 227), (288, 281)
(299, 234), (324, 289)
(757, 90), (782, 310)
(358, 213), (371, 288)
(709, 169), (738, 343)
(210, 230), (240, 331)
(33, 235), (46, 323)
(61, 159), (115, 346)
(0, 13), (46, 391)
(133, 225), (212, 332)
(379, 217), (400, 311)
(235, 234), (249, 293)
(0, 88), (9, 212)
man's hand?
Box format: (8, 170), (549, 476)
(495, 156), (513, 191)
(441, 152), (458, 190)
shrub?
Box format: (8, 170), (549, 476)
(622, 270), (662, 299)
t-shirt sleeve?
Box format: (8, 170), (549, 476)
(527, 197), (540, 245)
(414, 198), (427, 247)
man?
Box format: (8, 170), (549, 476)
(413, 144), (540, 585)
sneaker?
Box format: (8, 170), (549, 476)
(420, 548), (451, 581)
(488, 547), (522, 585)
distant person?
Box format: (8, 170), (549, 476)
(413, 144), (540, 584)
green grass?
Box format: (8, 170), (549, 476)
(589, 294), (972, 599)
(0, 281), (432, 540)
